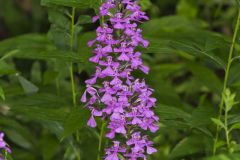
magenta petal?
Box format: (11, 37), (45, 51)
(81, 91), (87, 102)
(140, 65), (149, 74)
(149, 124), (159, 133)
(106, 131), (115, 139)
(114, 23), (124, 29)
(147, 146), (157, 154)
(93, 109), (102, 116)
(102, 66), (115, 76)
(92, 16), (99, 22)
(85, 76), (97, 85)
(118, 53), (130, 61)
(105, 153), (119, 160)
(88, 40), (96, 47)
(87, 116), (97, 128)
(116, 126), (126, 134)
(102, 45), (113, 53)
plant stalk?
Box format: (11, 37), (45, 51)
(70, 7), (77, 107)
(224, 109), (230, 151)
(213, 9), (240, 155)
(97, 122), (106, 160)
(69, 7), (81, 160)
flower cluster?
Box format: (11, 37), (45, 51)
(81, 0), (159, 159)
(0, 132), (11, 160)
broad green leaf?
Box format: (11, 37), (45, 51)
(0, 34), (50, 56)
(41, 0), (100, 9)
(141, 16), (229, 68)
(0, 34), (83, 63)
(2, 49), (83, 63)
(4, 129), (32, 149)
(187, 63), (223, 94)
(6, 93), (69, 122)
(63, 107), (90, 138)
(77, 15), (92, 25)
(142, 16), (207, 34)
(156, 104), (191, 121)
(190, 106), (216, 127)
(17, 75), (39, 95)
(0, 117), (36, 148)
(169, 40), (226, 68)
(48, 9), (70, 30)
(170, 135), (211, 159)
(155, 104), (191, 129)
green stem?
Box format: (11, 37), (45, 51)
(70, 7), (77, 107)
(224, 109), (230, 151)
(213, 9), (240, 155)
(69, 7), (81, 160)
(97, 122), (106, 160)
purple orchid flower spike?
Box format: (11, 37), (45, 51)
(81, 0), (159, 159)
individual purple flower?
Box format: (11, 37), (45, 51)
(81, 0), (159, 159)
(0, 132), (11, 160)
(105, 141), (126, 160)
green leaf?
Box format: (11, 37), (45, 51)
(204, 153), (240, 160)
(63, 107), (90, 138)
(156, 104), (191, 120)
(0, 34), (83, 63)
(223, 89), (238, 112)
(211, 118), (225, 129)
(187, 63), (223, 94)
(0, 117), (36, 149)
(141, 16), (229, 68)
(2, 49), (83, 63)
(17, 75), (39, 95)
(190, 106), (216, 127)
(170, 135), (211, 159)
(155, 104), (191, 129)
(41, 0), (100, 9)
(77, 15), (92, 25)
(0, 86), (5, 100)
(6, 93), (69, 122)
(230, 123), (240, 131)
(0, 61), (16, 76)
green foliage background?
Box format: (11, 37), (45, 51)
(0, 0), (240, 159)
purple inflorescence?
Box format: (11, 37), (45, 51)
(81, 0), (159, 159)
(0, 132), (11, 160)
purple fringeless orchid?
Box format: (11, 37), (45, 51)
(81, 0), (159, 159)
